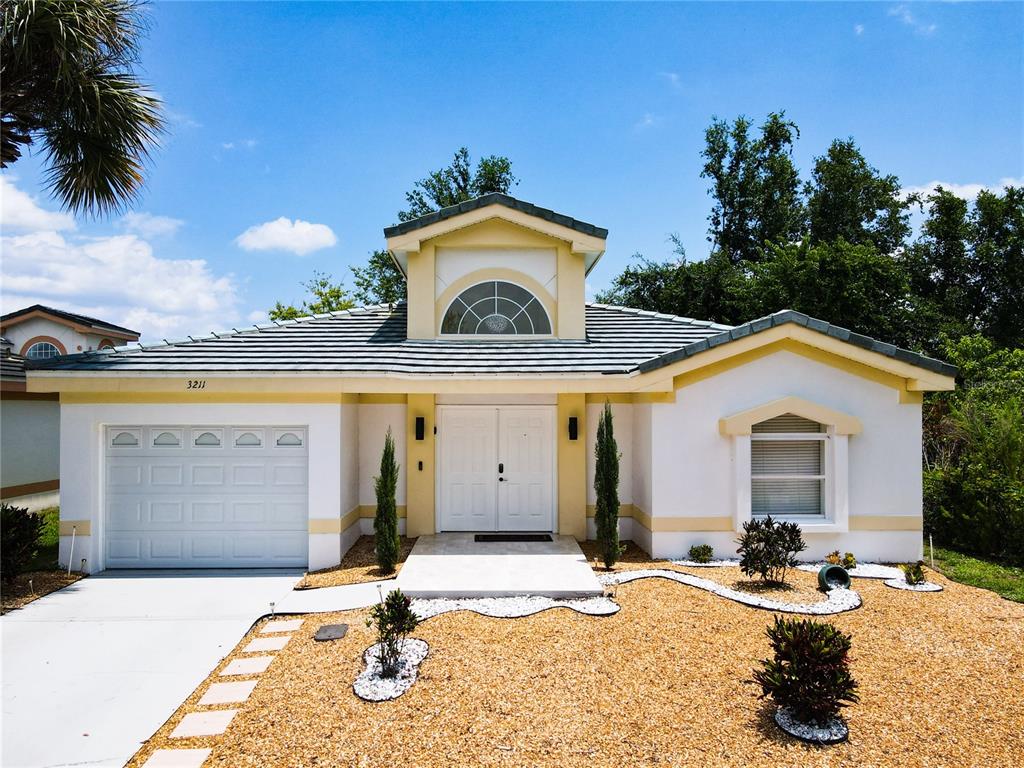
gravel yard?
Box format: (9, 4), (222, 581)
(296, 535), (417, 589)
(128, 561), (1023, 768)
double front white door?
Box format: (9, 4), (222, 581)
(438, 407), (556, 532)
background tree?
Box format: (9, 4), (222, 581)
(350, 250), (407, 305)
(1, 0), (164, 215)
(398, 146), (518, 221)
(594, 402), (623, 568)
(805, 139), (911, 255)
(700, 112), (803, 263)
(374, 429), (400, 574)
(269, 271), (355, 321)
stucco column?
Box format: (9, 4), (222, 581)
(405, 393), (436, 536)
(557, 392), (587, 540)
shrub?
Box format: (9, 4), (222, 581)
(737, 516), (807, 584)
(374, 429), (400, 574)
(1, 504), (45, 584)
(900, 560), (927, 585)
(827, 550), (857, 569)
(753, 616), (859, 725)
(366, 588), (419, 678)
(594, 402), (624, 568)
(688, 544), (714, 563)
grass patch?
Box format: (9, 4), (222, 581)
(28, 506), (61, 570)
(926, 542), (1024, 603)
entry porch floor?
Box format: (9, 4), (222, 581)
(394, 533), (604, 598)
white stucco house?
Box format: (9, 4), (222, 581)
(1, 306), (139, 510)
(24, 195), (955, 573)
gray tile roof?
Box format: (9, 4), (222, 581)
(26, 306), (954, 380)
(0, 304), (140, 337)
(27, 304), (729, 376)
(636, 309), (957, 378)
(383, 193), (608, 240)
(1, 353), (26, 383)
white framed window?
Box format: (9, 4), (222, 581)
(440, 280), (552, 335)
(728, 409), (851, 534)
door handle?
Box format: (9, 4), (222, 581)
(498, 477), (506, 482)
(498, 463), (504, 473)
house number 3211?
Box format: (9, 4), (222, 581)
(186, 380), (207, 390)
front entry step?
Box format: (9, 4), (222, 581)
(394, 533), (604, 598)
(474, 533), (553, 543)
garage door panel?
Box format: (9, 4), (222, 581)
(104, 425), (308, 568)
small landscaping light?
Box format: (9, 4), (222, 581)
(269, 601), (276, 617)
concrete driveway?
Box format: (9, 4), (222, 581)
(1, 569), (301, 768)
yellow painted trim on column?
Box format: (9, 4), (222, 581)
(585, 394), (632, 404)
(899, 389), (924, 404)
(556, 243), (586, 339)
(719, 395), (862, 435)
(586, 503), (636, 518)
(358, 394), (408, 405)
(557, 393), (587, 540)
(434, 268), (556, 336)
(405, 393), (436, 536)
(58, 520), (91, 536)
(849, 515), (922, 531)
(308, 508), (361, 535)
(631, 507), (652, 533)
(357, 504), (408, 519)
(406, 243), (435, 339)
(340, 393), (360, 405)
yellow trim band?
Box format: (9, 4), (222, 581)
(58, 520), (91, 536)
(357, 504), (408, 519)
(849, 515), (922, 531)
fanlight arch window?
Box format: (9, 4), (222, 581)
(26, 341), (61, 360)
(441, 281), (551, 336)
(153, 431), (181, 447)
(194, 431), (221, 447)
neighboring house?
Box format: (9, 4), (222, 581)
(24, 194), (955, 573)
(1, 307), (140, 511)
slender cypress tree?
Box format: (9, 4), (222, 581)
(374, 429), (400, 573)
(594, 401), (623, 568)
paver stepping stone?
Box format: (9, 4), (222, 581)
(170, 710), (237, 738)
(141, 748), (212, 768)
(243, 635), (290, 653)
(261, 619), (303, 633)
(220, 656), (273, 676)
(198, 680), (258, 706)
(314, 623), (348, 641)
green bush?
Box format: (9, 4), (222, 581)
(1, 504), (45, 584)
(366, 588), (419, 678)
(737, 516), (806, 584)
(900, 561), (927, 585)
(923, 337), (1024, 566)
(594, 402), (623, 568)
(753, 616), (859, 725)
(374, 429), (400, 574)
(688, 544), (714, 563)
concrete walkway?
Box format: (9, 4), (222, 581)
(1, 569), (300, 768)
(275, 578), (391, 614)
(395, 534), (604, 598)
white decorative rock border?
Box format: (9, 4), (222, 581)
(774, 706), (849, 744)
(598, 569), (862, 615)
(412, 595), (620, 620)
(796, 562), (902, 580)
(354, 638), (429, 702)
(670, 558), (742, 568)
(884, 578), (943, 592)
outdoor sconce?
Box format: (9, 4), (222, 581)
(415, 416), (425, 441)
(568, 416), (579, 441)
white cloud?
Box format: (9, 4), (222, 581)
(118, 212), (184, 238)
(247, 309), (268, 324)
(0, 176), (75, 233)
(902, 177), (1023, 201)
(634, 113), (660, 131)
(658, 71), (682, 90)
(0, 178), (241, 341)
(221, 138), (258, 151)
(888, 5), (936, 36)
(235, 217), (337, 256)
(854, 24), (865, 36)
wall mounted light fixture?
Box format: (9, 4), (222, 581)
(568, 416), (579, 441)
(415, 416), (425, 441)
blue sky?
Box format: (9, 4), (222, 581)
(2, 1), (1021, 341)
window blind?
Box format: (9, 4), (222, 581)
(751, 413), (825, 516)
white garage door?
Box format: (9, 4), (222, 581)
(104, 425), (308, 568)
